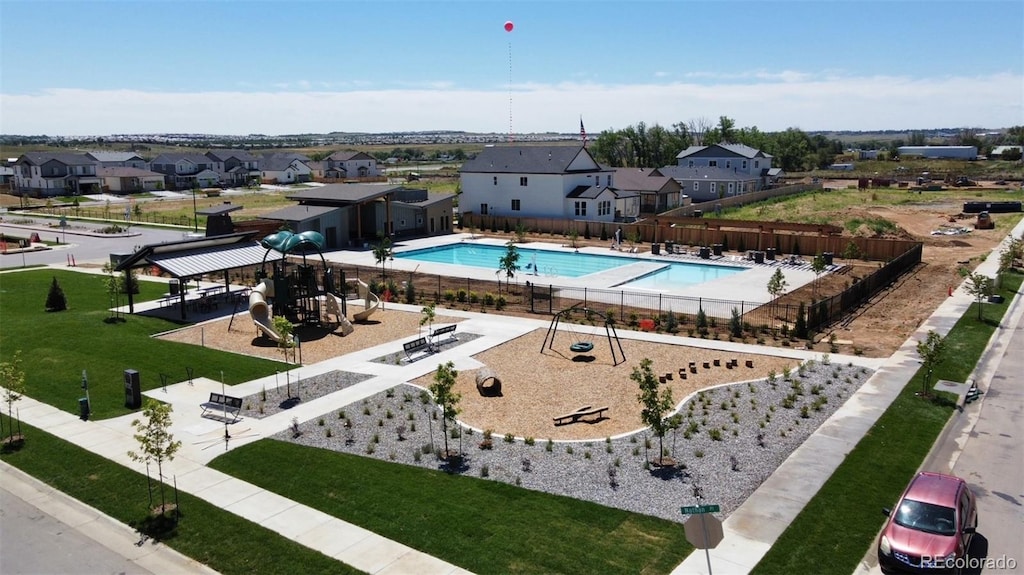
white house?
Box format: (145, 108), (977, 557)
(98, 166), (166, 193)
(260, 153), (312, 184)
(324, 150), (381, 179)
(459, 145), (627, 221)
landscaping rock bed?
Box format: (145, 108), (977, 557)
(237, 370), (375, 419)
(273, 359), (873, 522)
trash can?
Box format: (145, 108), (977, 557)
(169, 279), (180, 295)
(712, 244), (723, 256)
(699, 247), (711, 259)
(665, 240), (674, 253)
(754, 251), (765, 264)
(652, 243), (661, 255)
(79, 397), (90, 420)
(822, 252), (834, 265)
(766, 247), (776, 261)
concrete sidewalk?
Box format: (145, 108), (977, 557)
(672, 217), (1024, 575)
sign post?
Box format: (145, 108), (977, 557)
(682, 504), (723, 575)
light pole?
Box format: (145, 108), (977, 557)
(191, 185), (199, 233)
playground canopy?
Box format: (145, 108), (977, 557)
(114, 232), (285, 319)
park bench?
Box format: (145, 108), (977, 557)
(200, 392), (243, 422)
(552, 405), (609, 426)
(430, 324), (458, 347)
(403, 337), (432, 362)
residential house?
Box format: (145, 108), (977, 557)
(0, 166), (13, 186)
(85, 151), (148, 169)
(459, 145), (623, 222)
(260, 153), (312, 184)
(12, 153), (103, 197)
(149, 153), (221, 189)
(205, 150), (261, 186)
(612, 167), (683, 216)
(665, 143), (780, 202)
(324, 151), (381, 180)
(98, 166), (166, 193)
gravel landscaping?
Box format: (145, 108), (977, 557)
(272, 357), (873, 523)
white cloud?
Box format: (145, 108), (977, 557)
(2, 72), (1020, 136)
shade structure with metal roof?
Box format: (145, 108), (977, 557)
(114, 232), (284, 320)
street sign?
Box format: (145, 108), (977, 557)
(681, 504), (721, 515)
(684, 513), (725, 549)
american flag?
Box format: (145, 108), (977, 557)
(580, 117), (587, 145)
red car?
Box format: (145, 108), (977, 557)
(878, 471), (978, 573)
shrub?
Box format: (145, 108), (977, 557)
(45, 277), (68, 312)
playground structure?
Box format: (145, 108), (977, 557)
(541, 303), (626, 366)
(249, 230), (359, 341)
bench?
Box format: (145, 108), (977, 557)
(403, 337), (432, 362)
(200, 392), (243, 422)
(553, 405), (609, 426)
(430, 324), (458, 346)
(475, 367), (501, 396)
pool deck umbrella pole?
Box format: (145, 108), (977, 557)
(541, 303), (626, 366)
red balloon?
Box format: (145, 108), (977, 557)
(504, 21), (514, 32)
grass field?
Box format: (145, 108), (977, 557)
(210, 439), (693, 575)
(751, 271), (1023, 575)
(0, 270), (286, 419)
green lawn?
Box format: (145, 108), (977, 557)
(0, 417), (364, 575)
(210, 440), (692, 575)
(0, 270), (286, 419)
(751, 271), (1023, 575)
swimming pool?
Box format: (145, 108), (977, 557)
(614, 261), (743, 290)
(395, 243), (744, 287)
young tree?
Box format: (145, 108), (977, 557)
(429, 361), (461, 459)
(916, 330), (946, 397)
(729, 307), (743, 338)
(842, 240), (862, 262)
(810, 254), (828, 300)
(419, 302), (436, 339)
(101, 261), (125, 321)
(272, 316), (296, 364)
(963, 273), (993, 321)
(766, 268), (788, 321)
(794, 301), (808, 339)
(696, 307), (709, 337)
(127, 399), (182, 515)
(372, 233), (392, 280)
(633, 358), (674, 467)
(498, 240), (521, 293)
(0, 350), (26, 445)
(45, 276), (68, 312)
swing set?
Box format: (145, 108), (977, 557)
(541, 303), (626, 366)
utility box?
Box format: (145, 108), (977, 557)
(78, 397), (90, 420)
(124, 369), (142, 409)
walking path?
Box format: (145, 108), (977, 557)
(3, 217), (1020, 575)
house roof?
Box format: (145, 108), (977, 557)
(658, 165), (759, 182)
(206, 149), (259, 162)
(150, 153), (214, 165)
(395, 191), (453, 208)
(566, 185), (614, 199)
(676, 143), (772, 160)
(113, 232), (283, 277)
(612, 168), (681, 192)
(261, 154), (309, 172)
(196, 204), (243, 216)
(327, 150), (374, 162)
(17, 152), (98, 166)
(459, 145), (600, 174)
(287, 184), (399, 204)
(85, 151), (145, 163)
(263, 205), (338, 222)
(97, 166), (162, 178)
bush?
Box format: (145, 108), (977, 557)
(45, 276), (67, 312)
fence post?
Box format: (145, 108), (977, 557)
(620, 291), (625, 323)
(547, 285), (552, 314)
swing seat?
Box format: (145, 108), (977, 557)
(570, 342), (594, 353)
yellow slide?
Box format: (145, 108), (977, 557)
(354, 280), (380, 322)
(249, 279), (283, 341)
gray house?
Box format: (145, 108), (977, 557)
(612, 167), (683, 215)
(149, 153), (221, 189)
(12, 153), (103, 196)
(85, 151), (148, 169)
(206, 150), (261, 185)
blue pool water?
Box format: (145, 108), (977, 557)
(615, 262), (743, 290)
(396, 243), (744, 287)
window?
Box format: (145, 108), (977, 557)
(742, 160), (748, 169)
(688, 160), (694, 168)
(480, 203), (489, 215)
(399, 219), (407, 227)
(493, 176), (497, 185)
(709, 160), (718, 167)
(511, 199), (521, 211)
(726, 161), (731, 169)
(416, 217), (423, 225)
(607, 175), (612, 186)
(520, 176), (528, 186)
(693, 181), (699, 191)
(574, 201), (587, 216)
(598, 200), (611, 216)
(728, 182), (735, 194)
(710, 182), (717, 194)
(754, 160), (760, 169)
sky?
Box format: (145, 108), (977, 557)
(1, 0), (1022, 136)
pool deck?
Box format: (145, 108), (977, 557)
(324, 233), (821, 306)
